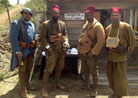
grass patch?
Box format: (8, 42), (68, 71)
(0, 26), (5, 32)
(0, 4), (6, 14)
(0, 73), (5, 80)
(11, 13), (21, 21)
(32, 72), (41, 83)
(26, 0), (46, 11)
(0, 4), (12, 14)
(0, 55), (3, 62)
(0, 69), (18, 81)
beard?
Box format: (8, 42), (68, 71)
(112, 18), (120, 26)
(88, 18), (93, 23)
(52, 16), (59, 21)
(112, 18), (119, 23)
(24, 17), (31, 21)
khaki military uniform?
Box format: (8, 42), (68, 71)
(78, 18), (105, 95)
(40, 20), (68, 90)
(105, 22), (136, 97)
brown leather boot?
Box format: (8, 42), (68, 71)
(19, 68), (28, 98)
(41, 88), (48, 98)
(26, 84), (35, 91)
(21, 87), (28, 98)
(85, 84), (90, 90)
(90, 76), (98, 96)
(55, 71), (65, 90)
(83, 73), (90, 90)
(56, 83), (65, 90)
(108, 94), (122, 98)
(41, 72), (50, 98)
(108, 94), (116, 98)
(90, 86), (98, 97)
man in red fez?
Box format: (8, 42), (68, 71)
(40, 4), (69, 98)
(105, 7), (136, 98)
(78, 6), (105, 97)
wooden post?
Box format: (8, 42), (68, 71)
(6, 5), (11, 26)
(134, 10), (138, 31)
(44, 7), (46, 21)
(129, 9), (134, 27)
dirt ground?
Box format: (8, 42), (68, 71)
(0, 69), (138, 98)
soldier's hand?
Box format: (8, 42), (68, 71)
(63, 41), (70, 48)
(78, 39), (81, 43)
(16, 52), (23, 66)
(16, 52), (22, 60)
(47, 47), (53, 52)
(87, 52), (94, 58)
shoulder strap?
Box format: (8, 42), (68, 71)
(18, 19), (24, 41)
(47, 20), (64, 35)
(119, 23), (124, 45)
(47, 20), (53, 34)
(86, 21), (97, 42)
(58, 21), (64, 34)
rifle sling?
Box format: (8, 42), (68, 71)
(19, 19), (24, 42)
(86, 21), (97, 44)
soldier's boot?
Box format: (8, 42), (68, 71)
(109, 95), (122, 98)
(90, 86), (98, 97)
(41, 72), (50, 98)
(19, 67), (28, 98)
(84, 73), (90, 90)
(108, 94), (116, 98)
(90, 77), (98, 97)
(55, 71), (65, 90)
(21, 86), (28, 98)
(26, 73), (35, 91)
(26, 83), (35, 91)
(41, 87), (48, 98)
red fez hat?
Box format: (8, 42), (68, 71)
(52, 4), (60, 12)
(111, 7), (121, 14)
(85, 6), (95, 15)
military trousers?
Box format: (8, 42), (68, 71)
(107, 61), (128, 97)
(42, 50), (65, 87)
(80, 55), (98, 87)
(19, 53), (34, 89)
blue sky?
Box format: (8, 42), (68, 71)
(9, 0), (29, 4)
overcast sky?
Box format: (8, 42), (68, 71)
(9, 0), (29, 4)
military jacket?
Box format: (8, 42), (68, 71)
(9, 17), (36, 71)
(40, 20), (68, 50)
(78, 18), (105, 56)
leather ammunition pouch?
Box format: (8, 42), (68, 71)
(49, 35), (64, 43)
(78, 25), (97, 56)
(78, 41), (95, 56)
(109, 46), (128, 54)
(19, 40), (37, 50)
(18, 19), (36, 50)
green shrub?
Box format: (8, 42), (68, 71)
(26, 0), (47, 11)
